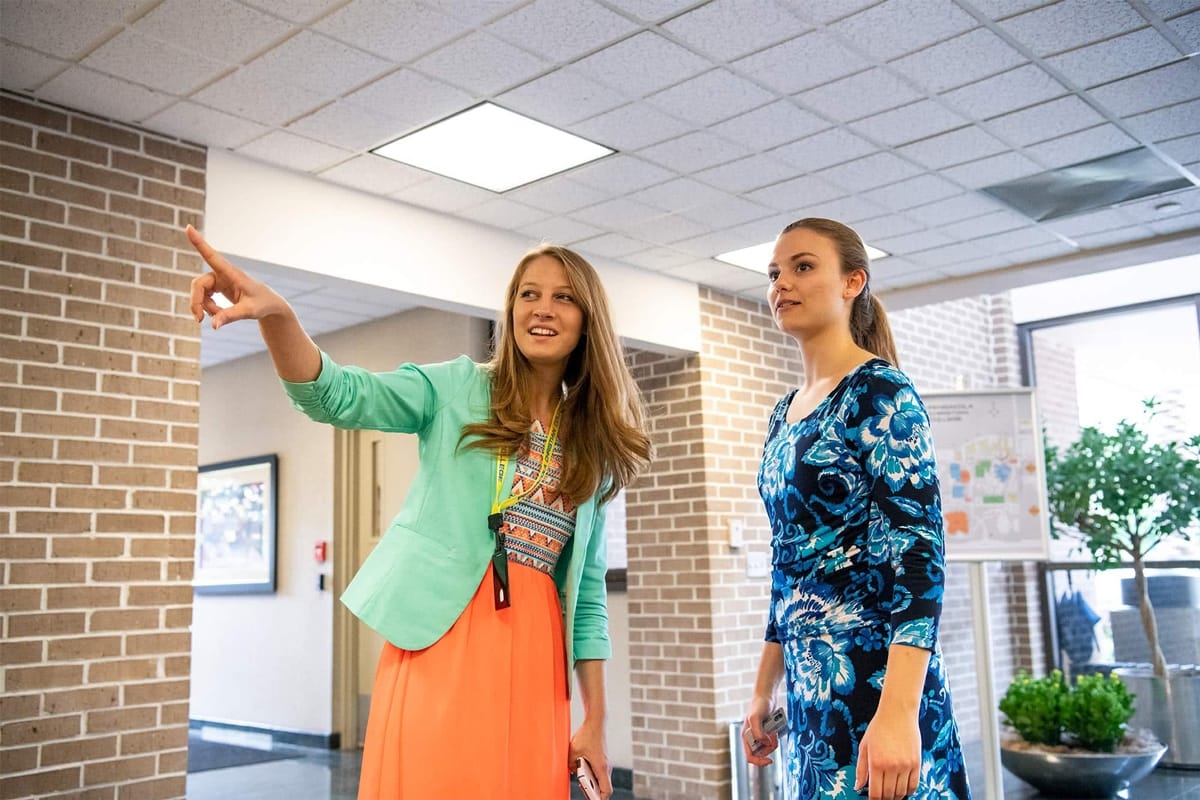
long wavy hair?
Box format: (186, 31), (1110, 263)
(781, 217), (899, 366)
(461, 244), (651, 505)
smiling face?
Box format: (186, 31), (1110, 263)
(511, 254), (584, 377)
(767, 227), (864, 340)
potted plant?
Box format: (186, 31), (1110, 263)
(1043, 398), (1200, 767)
(998, 670), (1165, 798)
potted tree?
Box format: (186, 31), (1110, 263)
(1044, 398), (1200, 767)
(999, 670), (1165, 797)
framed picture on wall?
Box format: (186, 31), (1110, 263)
(195, 454), (278, 594)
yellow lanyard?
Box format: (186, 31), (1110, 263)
(487, 402), (563, 609)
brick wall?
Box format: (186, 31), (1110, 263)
(1, 92), (203, 800)
(624, 288), (1045, 798)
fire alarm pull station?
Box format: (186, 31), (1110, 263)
(314, 541), (328, 563)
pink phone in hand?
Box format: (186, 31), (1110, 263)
(576, 757), (601, 800)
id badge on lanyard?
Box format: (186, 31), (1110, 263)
(489, 405), (562, 609)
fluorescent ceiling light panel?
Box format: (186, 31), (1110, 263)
(372, 102), (613, 192)
(716, 240), (889, 273)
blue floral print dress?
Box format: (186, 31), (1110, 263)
(758, 359), (971, 800)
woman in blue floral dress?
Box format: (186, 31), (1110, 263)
(743, 218), (971, 800)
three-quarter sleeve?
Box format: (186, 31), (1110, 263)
(847, 368), (945, 651)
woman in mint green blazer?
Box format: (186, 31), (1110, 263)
(187, 226), (650, 800)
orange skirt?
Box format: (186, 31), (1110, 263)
(357, 562), (571, 799)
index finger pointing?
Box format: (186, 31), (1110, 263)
(185, 224), (237, 277)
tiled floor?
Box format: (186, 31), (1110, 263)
(186, 743), (1199, 799)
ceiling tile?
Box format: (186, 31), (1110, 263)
(497, 68), (627, 128)
(663, 0), (810, 61)
(393, 176), (496, 213)
(1144, 0), (1200, 18)
(599, 0), (699, 23)
(487, 0), (639, 63)
(972, 225), (1064, 254)
(288, 101), (413, 150)
(1001, 0), (1147, 56)
(1041, 207), (1139, 238)
(1, 42), (70, 92)
(1044, 27), (1183, 90)
(1024, 124), (1139, 169)
(143, 101), (270, 149)
(342, 70), (473, 132)
(314, 0), (464, 63)
(679, 196), (775, 228)
(906, 240), (997, 268)
(850, 100), (968, 147)
(693, 154), (795, 194)
(244, 30), (391, 96)
(624, 213), (711, 246)
(1156, 132), (1200, 165)
(940, 150), (1044, 188)
(816, 152), (923, 192)
(769, 127), (877, 171)
(318, 155), (430, 195)
(889, 27), (1026, 94)
(572, 102), (692, 151)
(135, 0), (293, 64)
(573, 32), (710, 97)
(82, 30), (229, 96)
(1169, 9), (1200, 49)
(629, 178), (730, 213)
(936, 208), (1030, 239)
(619, 247), (699, 271)
(904, 192), (1010, 226)
(862, 174), (963, 211)
(194, 64), (330, 126)
(239, 0), (344, 23)
(745, 174), (847, 212)
(419, 0), (528, 26)
(986, 95), (1106, 146)
(236, 130), (352, 172)
(940, 64), (1066, 120)
(709, 101), (830, 151)
(646, 69), (775, 127)
(569, 154), (677, 193)
(871, 228), (954, 255)
(936, 254), (1011, 277)
(797, 194), (890, 224)
(37, 67), (175, 123)
(733, 31), (870, 95)
(574, 232), (652, 258)
(1125, 98), (1200, 142)
(464, 197), (552, 230)
(830, 0), (977, 61)
(1, 0), (142, 59)
(853, 213), (925, 241)
(1118, 185), (1200, 221)
(1148, 208), (1200, 234)
(1088, 59), (1200, 117)
(516, 216), (604, 245)
(411, 32), (549, 95)
(966, 0), (1058, 20)
(1071, 223), (1155, 248)
(570, 197), (665, 228)
(637, 131), (752, 172)
(504, 176), (613, 214)
(663, 258), (765, 293)
(778, 0), (879, 24)
(897, 125), (1010, 170)
(797, 67), (922, 123)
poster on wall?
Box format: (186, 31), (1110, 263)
(195, 454), (278, 594)
(923, 390), (1050, 562)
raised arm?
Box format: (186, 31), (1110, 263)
(186, 225), (321, 382)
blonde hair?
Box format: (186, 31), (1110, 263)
(462, 245), (651, 505)
(781, 217), (899, 366)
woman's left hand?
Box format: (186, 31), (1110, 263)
(854, 703), (921, 800)
(569, 721), (612, 799)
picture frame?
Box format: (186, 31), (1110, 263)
(195, 454), (278, 594)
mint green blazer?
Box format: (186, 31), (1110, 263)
(282, 353), (611, 677)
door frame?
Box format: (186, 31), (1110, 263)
(332, 427), (360, 749)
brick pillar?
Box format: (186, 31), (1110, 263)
(1, 91), (204, 800)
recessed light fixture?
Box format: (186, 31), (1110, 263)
(715, 239), (889, 273)
(372, 102), (613, 193)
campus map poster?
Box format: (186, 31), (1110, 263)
(923, 389), (1051, 561)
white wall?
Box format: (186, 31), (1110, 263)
(205, 150), (702, 356)
(192, 307), (489, 735)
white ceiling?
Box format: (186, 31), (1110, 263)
(3, 0), (1199, 366)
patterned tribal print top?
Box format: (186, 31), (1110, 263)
(501, 419), (577, 575)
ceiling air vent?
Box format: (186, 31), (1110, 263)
(980, 147), (1192, 222)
